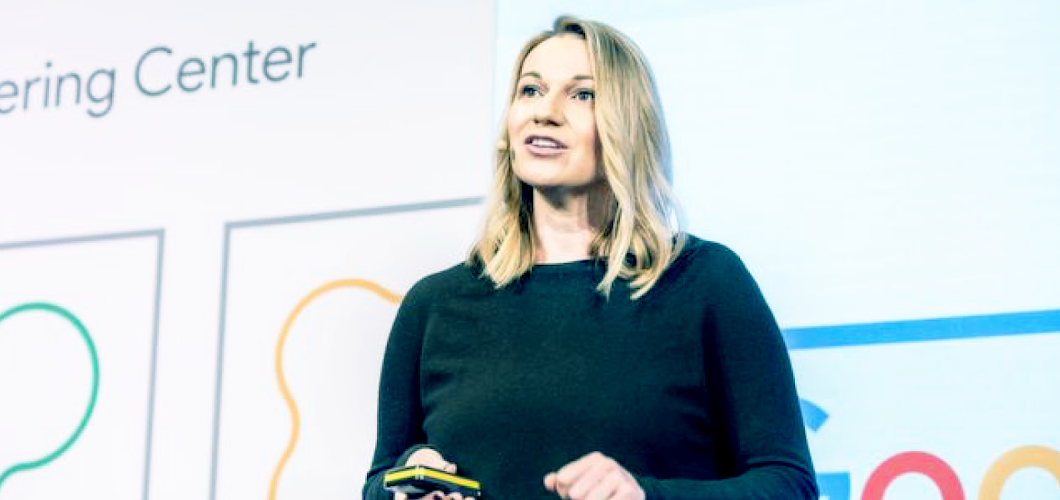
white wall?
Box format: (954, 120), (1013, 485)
(1, 1), (495, 499)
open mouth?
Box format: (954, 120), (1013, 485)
(524, 135), (567, 155)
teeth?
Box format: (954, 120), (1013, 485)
(531, 137), (561, 148)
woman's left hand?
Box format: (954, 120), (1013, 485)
(544, 452), (646, 500)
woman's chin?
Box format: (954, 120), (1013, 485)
(515, 165), (601, 190)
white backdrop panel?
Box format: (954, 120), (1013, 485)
(1, 1), (495, 500)
(0, 232), (162, 500)
(214, 200), (482, 500)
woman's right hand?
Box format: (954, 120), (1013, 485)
(395, 448), (464, 500)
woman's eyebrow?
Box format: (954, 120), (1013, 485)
(519, 71), (595, 82)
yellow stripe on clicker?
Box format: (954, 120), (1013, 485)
(268, 279), (403, 500)
(385, 467), (481, 489)
(418, 468), (481, 489)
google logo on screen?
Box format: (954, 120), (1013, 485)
(803, 400), (1060, 500)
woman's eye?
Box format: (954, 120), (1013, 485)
(520, 85), (541, 97)
(573, 89), (595, 102)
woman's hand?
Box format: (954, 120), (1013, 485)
(544, 452), (646, 500)
(395, 448), (465, 500)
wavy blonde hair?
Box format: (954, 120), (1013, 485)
(469, 15), (684, 299)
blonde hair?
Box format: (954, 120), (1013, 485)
(469, 15), (684, 299)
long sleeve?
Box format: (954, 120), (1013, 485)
(637, 246), (818, 500)
(362, 282), (432, 500)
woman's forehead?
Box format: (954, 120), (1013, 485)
(521, 34), (592, 80)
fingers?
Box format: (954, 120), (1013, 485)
(545, 452), (644, 500)
(544, 472), (559, 492)
(404, 447), (457, 473)
(400, 448), (460, 499)
(549, 451), (597, 497)
(580, 469), (622, 500)
(413, 491), (462, 500)
(563, 453), (611, 500)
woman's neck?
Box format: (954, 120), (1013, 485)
(531, 183), (612, 264)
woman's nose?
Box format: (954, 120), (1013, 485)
(533, 92), (562, 124)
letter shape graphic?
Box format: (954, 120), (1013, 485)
(800, 399), (851, 500)
(0, 303), (100, 492)
(268, 279), (403, 500)
(862, 451), (964, 500)
(979, 445), (1060, 500)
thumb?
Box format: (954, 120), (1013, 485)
(443, 461), (458, 474)
(544, 472), (558, 491)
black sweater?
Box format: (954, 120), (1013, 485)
(363, 236), (817, 500)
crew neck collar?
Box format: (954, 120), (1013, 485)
(529, 258), (602, 275)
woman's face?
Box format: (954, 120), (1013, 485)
(507, 34), (599, 192)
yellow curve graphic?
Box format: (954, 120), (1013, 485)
(268, 279), (403, 500)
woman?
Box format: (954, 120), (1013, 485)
(363, 16), (817, 500)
